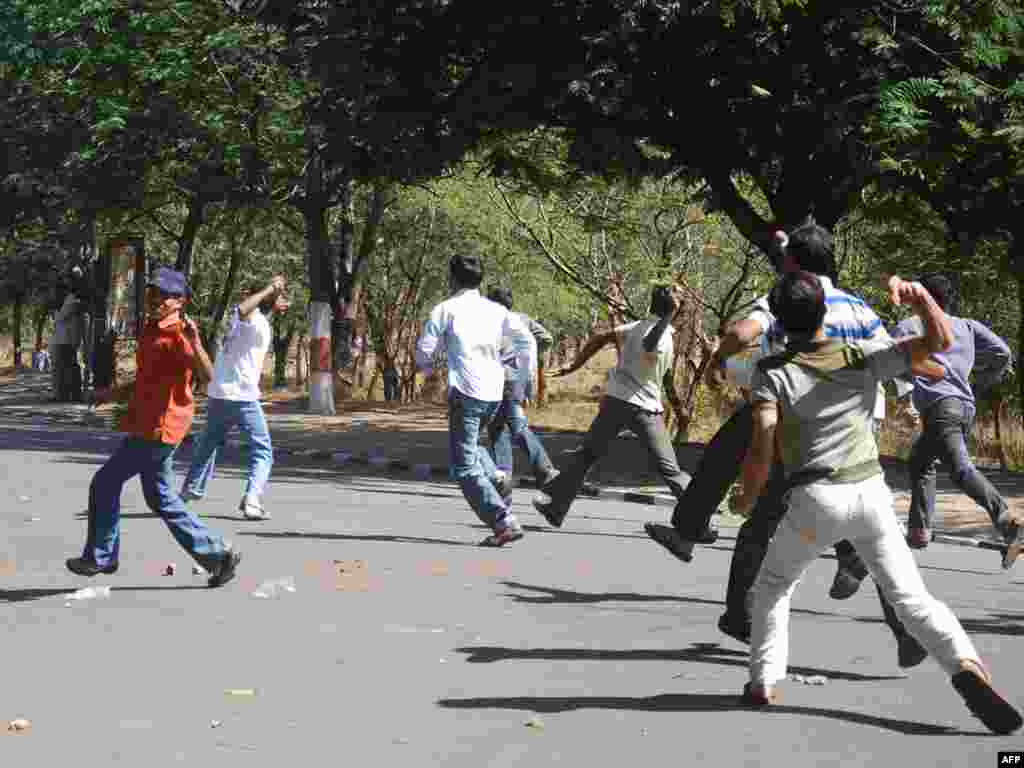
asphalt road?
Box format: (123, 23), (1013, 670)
(2, 423), (1023, 767)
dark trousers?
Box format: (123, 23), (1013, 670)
(909, 397), (1008, 531)
(543, 396), (689, 517)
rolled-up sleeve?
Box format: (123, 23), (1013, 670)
(416, 307), (444, 371)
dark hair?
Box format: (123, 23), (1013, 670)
(785, 221), (837, 283)
(244, 279), (277, 314)
(919, 274), (954, 311)
(649, 285), (674, 318)
(488, 287), (514, 310)
(768, 270), (827, 338)
(450, 252), (484, 289)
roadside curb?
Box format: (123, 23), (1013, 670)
(0, 406), (1004, 538)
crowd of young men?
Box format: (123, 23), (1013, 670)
(61, 234), (1021, 732)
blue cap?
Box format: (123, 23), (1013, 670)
(147, 267), (189, 297)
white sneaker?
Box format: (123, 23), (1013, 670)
(240, 496), (269, 520)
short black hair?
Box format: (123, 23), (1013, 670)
(450, 252), (484, 289)
(488, 287), (513, 310)
(785, 222), (837, 283)
(768, 270), (827, 338)
(649, 285), (674, 318)
(919, 274), (954, 311)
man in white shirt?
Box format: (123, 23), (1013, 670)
(181, 276), (288, 520)
(416, 254), (536, 547)
(532, 286), (689, 527)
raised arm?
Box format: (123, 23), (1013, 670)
(553, 330), (617, 378)
(182, 318), (215, 382)
(239, 276), (285, 321)
(888, 276), (953, 377)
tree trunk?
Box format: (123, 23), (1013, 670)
(207, 226), (246, 360)
(12, 292), (24, 369)
(335, 181), (392, 371)
(33, 304), (48, 351)
(174, 195), (205, 277)
(662, 365), (690, 442)
(304, 123), (337, 414)
(272, 321), (294, 389)
(296, 333), (307, 386)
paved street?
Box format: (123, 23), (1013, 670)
(2, 421), (1023, 766)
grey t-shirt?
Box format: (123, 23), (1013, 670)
(605, 319), (674, 413)
(750, 339), (911, 484)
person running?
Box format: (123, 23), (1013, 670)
(416, 253), (536, 547)
(531, 285), (691, 527)
(734, 270), (1021, 735)
(647, 222), (937, 649)
(67, 267), (241, 587)
(892, 274), (1015, 559)
(180, 275), (289, 520)
(485, 286), (559, 490)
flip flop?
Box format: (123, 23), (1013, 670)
(644, 522), (695, 563)
(952, 663), (1023, 735)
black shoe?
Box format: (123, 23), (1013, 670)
(693, 524), (719, 545)
(479, 524), (525, 548)
(897, 634), (928, 669)
(66, 557), (118, 576)
(828, 566), (864, 600)
(643, 522), (695, 563)
(1001, 520), (1023, 569)
(718, 612), (751, 644)
(207, 549), (241, 588)
(533, 495), (568, 528)
(952, 662), (1023, 735)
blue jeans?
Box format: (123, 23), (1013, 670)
(487, 394), (556, 482)
(448, 389), (513, 532)
(909, 397), (1008, 531)
(84, 437), (227, 569)
(182, 398), (274, 502)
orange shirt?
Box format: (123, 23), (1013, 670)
(120, 316), (196, 445)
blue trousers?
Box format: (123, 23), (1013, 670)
(487, 396), (556, 482)
(84, 437), (227, 569)
(182, 398), (274, 502)
(448, 389), (513, 532)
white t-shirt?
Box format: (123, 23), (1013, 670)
(605, 318), (674, 413)
(208, 307), (272, 401)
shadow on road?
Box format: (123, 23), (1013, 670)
(452, 641), (906, 683)
(239, 530), (477, 548)
(436, 690), (975, 736)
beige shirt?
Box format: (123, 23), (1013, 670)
(605, 319), (674, 413)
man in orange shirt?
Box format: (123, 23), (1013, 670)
(66, 267), (241, 588)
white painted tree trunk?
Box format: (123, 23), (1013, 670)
(308, 301), (335, 415)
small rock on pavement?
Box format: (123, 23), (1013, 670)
(164, 563), (177, 576)
(524, 716), (545, 730)
(789, 673), (827, 686)
(393, 737), (410, 745)
(210, 720), (223, 729)
(8, 718), (31, 732)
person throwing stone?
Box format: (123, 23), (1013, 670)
(734, 270), (1020, 735)
(67, 267), (240, 588)
(181, 275), (289, 520)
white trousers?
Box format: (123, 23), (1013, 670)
(749, 474), (979, 685)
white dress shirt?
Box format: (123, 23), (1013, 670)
(416, 289), (535, 402)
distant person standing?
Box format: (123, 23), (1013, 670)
(383, 363), (401, 402)
(181, 276), (289, 520)
(50, 285), (85, 402)
(485, 286), (559, 489)
(67, 267), (241, 587)
(892, 275), (1016, 560)
(416, 253), (536, 547)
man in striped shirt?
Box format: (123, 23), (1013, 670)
(647, 221), (932, 664)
